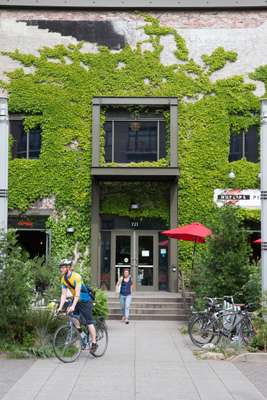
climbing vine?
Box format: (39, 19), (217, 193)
(0, 15), (264, 277)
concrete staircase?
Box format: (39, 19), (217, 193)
(106, 292), (193, 321)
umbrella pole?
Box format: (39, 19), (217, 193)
(191, 240), (197, 270)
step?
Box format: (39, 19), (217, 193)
(107, 297), (192, 303)
(108, 301), (189, 309)
(108, 314), (188, 321)
(106, 291), (193, 321)
(109, 307), (187, 315)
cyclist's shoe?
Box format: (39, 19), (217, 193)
(90, 342), (98, 354)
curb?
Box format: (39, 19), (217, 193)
(231, 352), (267, 363)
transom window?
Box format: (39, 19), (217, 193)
(10, 116), (41, 159)
(104, 110), (166, 163)
(229, 126), (258, 163)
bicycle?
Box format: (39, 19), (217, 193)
(188, 295), (243, 347)
(211, 303), (256, 346)
(53, 311), (108, 363)
(188, 297), (223, 347)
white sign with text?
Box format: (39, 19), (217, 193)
(214, 189), (260, 209)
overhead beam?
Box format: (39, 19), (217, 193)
(0, 0), (266, 8)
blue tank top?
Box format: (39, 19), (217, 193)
(120, 277), (132, 296)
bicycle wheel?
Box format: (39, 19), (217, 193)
(239, 317), (255, 345)
(53, 324), (82, 363)
(91, 323), (108, 357)
(211, 312), (238, 346)
(188, 315), (215, 347)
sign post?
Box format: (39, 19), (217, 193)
(0, 91), (8, 234)
(261, 99), (267, 296)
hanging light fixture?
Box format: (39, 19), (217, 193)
(130, 120), (141, 132)
(228, 170), (236, 180)
(130, 202), (140, 210)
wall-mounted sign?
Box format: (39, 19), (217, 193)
(17, 220), (33, 228)
(142, 250), (150, 257)
(214, 189), (260, 209)
(130, 219), (139, 229)
(8, 215), (47, 229)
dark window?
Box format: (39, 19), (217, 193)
(104, 112), (166, 163)
(116, 235), (131, 265)
(104, 121), (112, 163)
(229, 126), (258, 163)
(100, 231), (111, 290)
(10, 118), (41, 159)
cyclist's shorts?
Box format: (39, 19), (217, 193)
(75, 300), (93, 325)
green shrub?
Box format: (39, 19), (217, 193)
(249, 318), (267, 352)
(26, 309), (62, 346)
(192, 207), (251, 303)
(0, 231), (34, 342)
(32, 256), (56, 295)
(241, 262), (261, 306)
(93, 289), (109, 319)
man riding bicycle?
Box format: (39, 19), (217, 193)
(57, 259), (98, 354)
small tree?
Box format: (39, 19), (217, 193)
(192, 206), (251, 303)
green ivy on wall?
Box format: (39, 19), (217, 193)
(0, 15), (263, 277)
(100, 182), (170, 222)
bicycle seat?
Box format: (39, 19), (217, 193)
(241, 303), (257, 312)
(224, 296), (234, 304)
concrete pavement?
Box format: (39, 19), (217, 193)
(234, 358), (267, 399)
(0, 359), (34, 399)
(0, 321), (266, 400)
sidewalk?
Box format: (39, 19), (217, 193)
(1, 321), (266, 400)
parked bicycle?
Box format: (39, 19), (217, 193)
(53, 310), (108, 363)
(188, 296), (256, 348)
(188, 297), (223, 347)
(211, 303), (256, 346)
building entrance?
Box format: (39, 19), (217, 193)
(15, 229), (50, 260)
(99, 217), (170, 291)
(111, 230), (159, 291)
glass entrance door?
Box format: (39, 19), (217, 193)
(111, 231), (158, 291)
(136, 232), (157, 291)
(114, 234), (131, 285)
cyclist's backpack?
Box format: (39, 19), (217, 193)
(64, 274), (95, 301)
(85, 285), (96, 301)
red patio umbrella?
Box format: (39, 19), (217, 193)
(253, 238), (262, 244)
(161, 222), (212, 268)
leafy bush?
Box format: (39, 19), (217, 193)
(192, 207), (251, 303)
(241, 262), (261, 306)
(93, 288), (109, 319)
(0, 231), (34, 342)
(248, 317), (267, 352)
(32, 256), (54, 294)
(26, 309), (62, 346)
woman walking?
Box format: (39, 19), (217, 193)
(117, 268), (132, 324)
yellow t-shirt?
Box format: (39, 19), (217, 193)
(61, 271), (90, 302)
